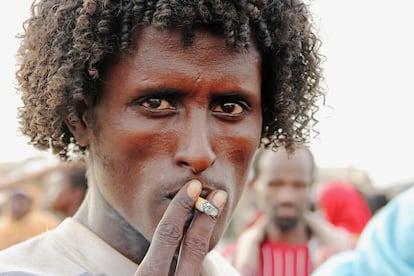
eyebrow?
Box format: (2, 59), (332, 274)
(138, 87), (255, 101)
(138, 88), (185, 97)
(209, 91), (253, 103)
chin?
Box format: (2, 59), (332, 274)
(273, 217), (299, 232)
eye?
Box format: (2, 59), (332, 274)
(140, 98), (175, 110)
(268, 180), (283, 188)
(293, 182), (307, 189)
(212, 101), (247, 115)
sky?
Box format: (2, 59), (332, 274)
(1, 1), (413, 189)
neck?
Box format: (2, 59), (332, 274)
(265, 220), (308, 244)
(73, 184), (149, 264)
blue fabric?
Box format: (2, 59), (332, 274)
(313, 186), (414, 276)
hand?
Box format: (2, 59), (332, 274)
(303, 210), (354, 252)
(134, 180), (227, 276)
(234, 216), (268, 276)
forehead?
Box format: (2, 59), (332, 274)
(100, 25), (263, 104)
(128, 25), (261, 75)
(258, 148), (313, 179)
(136, 25), (260, 56)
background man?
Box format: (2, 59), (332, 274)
(0, 190), (60, 250)
(223, 146), (316, 275)
(45, 164), (88, 218)
(223, 147), (362, 275)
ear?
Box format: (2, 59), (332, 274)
(63, 100), (91, 147)
(247, 175), (257, 190)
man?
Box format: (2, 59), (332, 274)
(225, 149), (357, 275)
(0, 190), (60, 250)
(45, 164), (88, 217)
(0, 0), (323, 275)
(225, 146), (316, 276)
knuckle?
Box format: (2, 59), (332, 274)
(175, 195), (195, 211)
(135, 266), (162, 276)
(156, 222), (183, 245)
(182, 236), (209, 258)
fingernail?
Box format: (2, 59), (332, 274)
(212, 190), (228, 209)
(186, 180), (201, 198)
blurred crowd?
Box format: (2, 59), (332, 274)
(0, 159), (87, 250)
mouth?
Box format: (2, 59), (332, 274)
(274, 205), (300, 218)
(165, 188), (212, 200)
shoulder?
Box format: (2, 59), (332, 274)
(313, 186), (414, 276)
(218, 242), (238, 264)
(0, 219), (85, 275)
(0, 231), (53, 273)
(312, 251), (356, 276)
(201, 249), (240, 276)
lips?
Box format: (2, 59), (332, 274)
(274, 205), (300, 218)
(161, 175), (224, 199)
(165, 188), (212, 200)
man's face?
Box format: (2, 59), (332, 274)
(254, 148), (313, 231)
(10, 193), (32, 220)
(84, 26), (262, 248)
(46, 172), (85, 217)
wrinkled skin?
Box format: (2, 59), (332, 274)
(68, 26), (262, 274)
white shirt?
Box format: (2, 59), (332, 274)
(0, 218), (239, 276)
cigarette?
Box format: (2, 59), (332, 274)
(195, 197), (219, 218)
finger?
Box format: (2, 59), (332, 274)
(135, 180), (201, 276)
(175, 189), (228, 276)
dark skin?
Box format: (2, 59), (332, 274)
(66, 26), (262, 275)
(48, 171), (86, 217)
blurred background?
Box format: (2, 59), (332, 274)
(0, 0), (413, 249)
(309, 0), (414, 193)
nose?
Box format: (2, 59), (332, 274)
(174, 110), (216, 174)
(277, 186), (297, 204)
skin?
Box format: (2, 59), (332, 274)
(234, 147), (313, 275)
(47, 172), (86, 217)
(10, 193), (33, 220)
(254, 147), (313, 240)
(67, 26), (262, 274)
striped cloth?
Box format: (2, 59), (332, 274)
(259, 240), (313, 276)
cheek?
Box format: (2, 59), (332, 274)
(94, 115), (177, 171)
(218, 136), (260, 211)
(262, 191), (276, 209)
(114, 130), (176, 193)
(220, 126), (261, 173)
(90, 119), (178, 211)
(121, 129), (176, 164)
(298, 190), (311, 208)
(209, 130), (260, 243)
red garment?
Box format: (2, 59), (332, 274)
(259, 241), (312, 276)
(220, 241), (313, 276)
(318, 181), (372, 234)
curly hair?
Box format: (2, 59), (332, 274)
(16, 0), (323, 160)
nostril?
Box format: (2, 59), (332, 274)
(176, 158), (215, 174)
(178, 161), (190, 167)
(174, 143), (216, 173)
